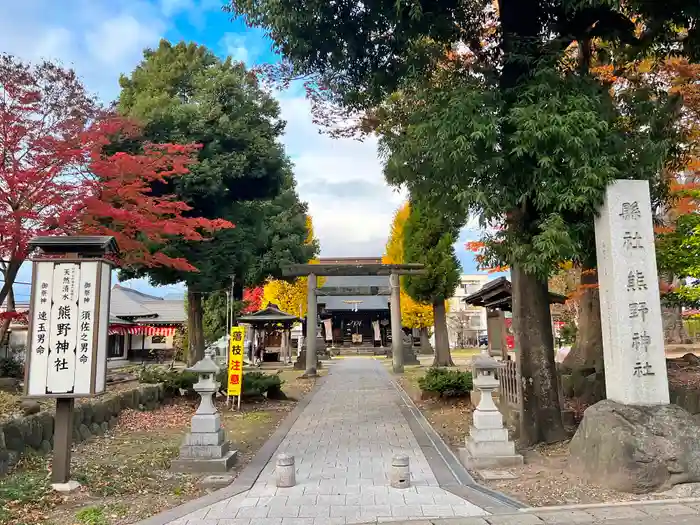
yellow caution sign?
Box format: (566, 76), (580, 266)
(228, 326), (245, 397)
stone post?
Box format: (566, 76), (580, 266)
(594, 180), (669, 405)
(276, 454), (296, 487)
(390, 272), (404, 373)
(390, 453), (410, 488)
(460, 353), (522, 468)
(305, 273), (318, 377)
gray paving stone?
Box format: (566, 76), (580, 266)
(536, 510), (594, 524)
(583, 506), (649, 520)
(280, 519), (314, 525)
(299, 505), (331, 518)
(390, 505), (424, 517)
(235, 506), (269, 519)
(267, 505), (301, 518)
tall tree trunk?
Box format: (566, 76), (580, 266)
(662, 276), (689, 344)
(512, 265), (566, 445)
(432, 301), (453, 366)
(0, 260), (22, 313)
(419, 327), (432, 354)
(562, 267), (603, 372)
(187, 289), (205, 365)
(663, 305), (689, 344)
(0, 287), (15, 354)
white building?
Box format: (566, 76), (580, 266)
(447, 274), (489, 348)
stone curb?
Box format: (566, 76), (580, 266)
(353, 499), (700, 524)
(518, 496), (700, 512)
(130, 374), (327, 525)
(385, 367), (525, 513)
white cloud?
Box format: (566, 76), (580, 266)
(221, 33), (251, 64)
(85, 14), (164, 68)
(276, 93), (406, 257)
(0, 1), (166, 102)
(159, 0), (195, 17)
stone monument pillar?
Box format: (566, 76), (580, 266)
(460, 353), (522, 468)
(567, 180), (700, 493)
(594, 179), (669, 405)
(171, 351), (237, 473)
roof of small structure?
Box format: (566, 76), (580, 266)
(110, 285), (186, 324)
(237, 305), (300, 325)
(463, 277), (566, 312)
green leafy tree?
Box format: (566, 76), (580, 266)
(402, 198), (461, 366)
(118, 40), (290, 364)
(201, 174), (318, 342)
(226, 0), (696, 444)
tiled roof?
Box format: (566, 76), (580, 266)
(110, 285), (185, 324)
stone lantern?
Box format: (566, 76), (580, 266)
(171, 350), (238, 473)
(460, 353), (522, 468)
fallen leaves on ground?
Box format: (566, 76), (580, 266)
(116, 401), (195, 432)
(0, 371), (319, 525)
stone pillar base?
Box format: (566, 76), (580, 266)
(403, 345), (420, 365)
(293, 350), (323, 370)
(458, 447), (523, 469)
(171, 450), (238, 473)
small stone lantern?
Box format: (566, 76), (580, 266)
(460, 353), (522, 468)
(171, 350), (238, 473)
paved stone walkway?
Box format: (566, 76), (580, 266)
(168, 358), (486, 525)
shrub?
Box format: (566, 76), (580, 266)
(0, 356), (23, 379)
(137, 366), (198, 397)
(215, 369), (284, 398)
(418, 367), (473, 398)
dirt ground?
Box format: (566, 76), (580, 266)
(0, 369), (320, 525)
(392, 363), (681, 508)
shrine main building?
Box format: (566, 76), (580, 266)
(315, 257), (393, 347)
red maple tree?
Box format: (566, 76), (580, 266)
(242, 286), (264, 314)
(0, 55), (234, 333)
(79, 117), (233, 271)
(0, 54), (98, 309)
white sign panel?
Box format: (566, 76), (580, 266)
(26, 262), (54, 396)
(26, 260), (112, 397)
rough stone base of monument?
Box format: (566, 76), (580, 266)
(569, 399), (700, 493)
(171, 450), (238, 473)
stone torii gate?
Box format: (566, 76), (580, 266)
(281, 263), (426, 375)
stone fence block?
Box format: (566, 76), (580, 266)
(0, 382), (167, 477)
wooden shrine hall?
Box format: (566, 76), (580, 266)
(463, 277), (566, 356)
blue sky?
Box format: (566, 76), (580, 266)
(0, 0), (500, 303)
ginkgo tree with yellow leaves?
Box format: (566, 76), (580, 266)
(383, 202), (436, 355)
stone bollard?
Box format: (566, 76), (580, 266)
(390, 454), (410, 489)
(276, 454), (296, 488)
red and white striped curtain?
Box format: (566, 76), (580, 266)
(108, 325), (178, 337)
